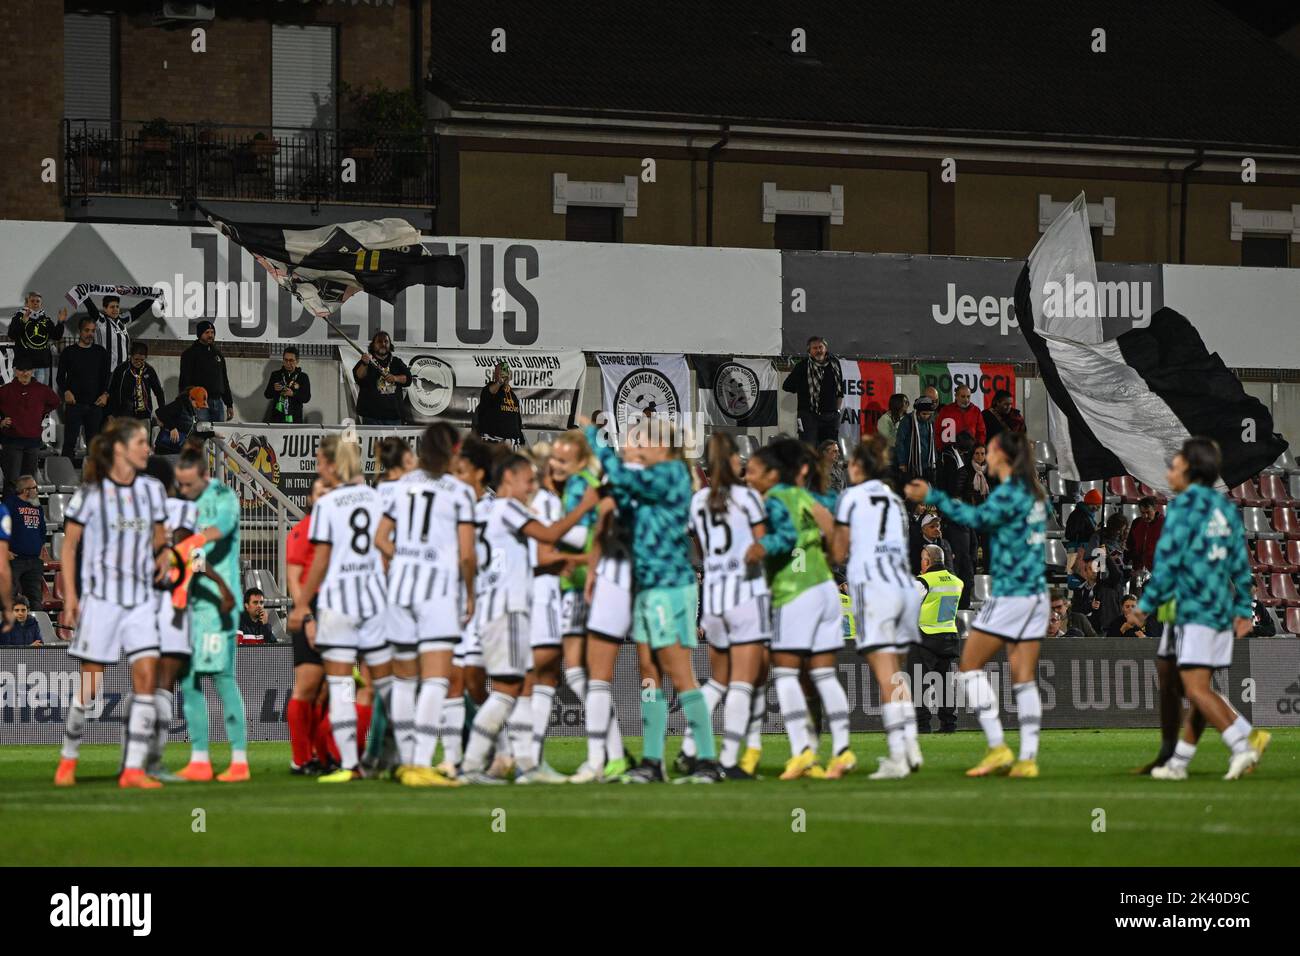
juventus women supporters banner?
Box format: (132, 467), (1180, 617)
(340, 347), (585, 431)
(838, 360), (895, 442)
(597, 353), (694, 434)
(692, 355), (779, 427)
(916, 362), (1016, 407)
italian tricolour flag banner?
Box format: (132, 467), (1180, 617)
(838, 360), (895, 445)
(917, 362), (1016, 409)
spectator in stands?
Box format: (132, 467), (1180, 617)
(895, 395), (937, 483)
(7, 292), (65, 385)
(264, 346), (311, 424)
(154, 387), (199, 454)
(85, 291), (157, 375)
(107, 342), (165, 424)
(0, 357), (60, 494)
(982, 389), (1025, 442)
(910, 512), (955, 575)
(2, 596), (41, 646)
(237, 587), (277, 645)
(935, 384), (986, 450)
(472, 361), (524, 446)
(1050, 590), (1094, 637)
(877, 393), (909, 447)
(936, 430), (978, 607)
(1080, 513), (1128, 632)
(179, 321), (234, 422)
(3, 475), (46, 611)
(820, 439), (847, 494)
(1251, 582), (1276, 637)
(782, 336), (845, 445)
(1126, 496), (1164, 579)
(1113, 594), (1148, 637)
(352, 331), (410, 426)
(1064, 488), (1103, 572)
(56, 316), (111, 463)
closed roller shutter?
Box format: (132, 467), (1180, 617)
(272, 24), (336, 131)
(64, 13), (115, 130)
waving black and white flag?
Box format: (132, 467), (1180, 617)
(1015, 193), (1286, 493)
(201, 205), (465, 320)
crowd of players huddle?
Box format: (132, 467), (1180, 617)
(48, 412), (1274, 787)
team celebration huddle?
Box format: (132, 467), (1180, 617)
(44, 409), (1272, 789)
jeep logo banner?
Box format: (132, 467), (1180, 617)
(780, 251), (1162, 361)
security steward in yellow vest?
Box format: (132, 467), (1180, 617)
(908, 544), (964, 733)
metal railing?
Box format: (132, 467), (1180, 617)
(210, 433), (305, 597)
(64, 118), (437, 208)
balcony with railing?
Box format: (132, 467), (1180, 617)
(64, 119), (438, 221)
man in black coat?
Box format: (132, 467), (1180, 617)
(472, 361), (524, 446)
(178, 321), (234, 422)
(107, 342), (166, 422)
(782, 336), (844, 445)
(264, 346), (312, 424)
(8, 292), (65, 385)
(56, 316), (111, 462)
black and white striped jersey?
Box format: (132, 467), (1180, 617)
(64, 475), (167, 609)
(383, 470), (477, 607)
(475, 495), (536, 622)
(309, 483), (388, 618)
(836, 479), (912, 588)
(527, 487), (563, 579)
(164, 496), (198, 536)
(689, 485), (769, 616)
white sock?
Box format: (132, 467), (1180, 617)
(1222, 715), (1252, 755)
(606, 703), (625, 761)
(508, 697), (535, 771)
(390, 675), (418, 765)
(440, 696), (464, 766)
(881, 700), (907, 760)
(901, 704), (918, 746)
(231, 748), (247, 764)
(124, 694), (156, 771)
(811, 667), (851, 755)
(585, 679), (612, 770)
(495, 723), (512, 758)
(1168, 738), (1197, 770)
(720, 682), (753, 768)
(190, 748), (210, 764)
(148, 688), (172, 771)
(413, 676), (449, 767)
(1012, 681), (1041, 762)
(326, 675), (359, 769)
(961, 670), (1004, 749)
(531, 684), (556, 765)
(463, 692), (516, 772)
(773, 667), (811, 756)
(564, 666), (587, 701)
(61, 698), (88, 760)
(746, 683), (766, 749)
(682, 678), (726, 757)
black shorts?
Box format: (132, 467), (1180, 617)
(292, 625), (323, 667)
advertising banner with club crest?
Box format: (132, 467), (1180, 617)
(339, 346), (585, 431)
(596, 353), (694, 436)
(691, 355), (779, 427)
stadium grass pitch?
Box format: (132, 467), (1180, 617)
(4, 729), (1297, 866)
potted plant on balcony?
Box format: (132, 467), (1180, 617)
(196, 119), (218, 144)
(250, 131), (280, 157)
(338, 81), (426, 178)
(140, 117), (173, 152)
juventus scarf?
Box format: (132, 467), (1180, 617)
(65, 283), (163, 311)
(1016, 193), (1287, 493)
(201, 204), (465, 320)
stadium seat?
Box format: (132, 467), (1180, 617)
(45, 492), (70, 530)
(1254, 575), (1281, 607)
(1290, 475), (1300, 501)
(1230, 480), (1267, 508)
(734, 433), (759, 461)
(1287, 607), (1300, 636)
(1249, 547), (1268, 573)
(1269, 573), (1300, 606)
(1268, 607), (1287, 636)
(1242, 507), (1282, 540)
(971, 574), (992, 605)
(1044, 506), (1063, 539)
(50, 531), (65, 559)
(1033, 441), (1057, 471)
(1262, 450), (1297, 476)
(1044, 539), (1067, 572)
(33, 611), (60, 644)
(1109, 475), (1141, 503)
(1059, 501), (1075, 528)
(41, 577), (61, 613)
(45, 456), (80, 493)
(1136, 481), (1168, 504)
(1045, 471), (1068, 500)
(1258, 474), (1299, 508)
(1121, 503), (1140, 526)
(1256, 539), (1300, 573)
(1272, 507), (1300, 540)
(955, 609), (974, 637)
(1285, 540), (1300, 568)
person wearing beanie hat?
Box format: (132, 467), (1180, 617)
(178, 320), (234, 423)
(895, 395), (938, 484)
(1064, 487), (1104, 571)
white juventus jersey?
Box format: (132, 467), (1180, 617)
(95, 316), (132, 377)
(310, 482), (388, 618)
(690, 485), (769, 616)
(164, 496), (198, 536)
(475, 495), (536, 622)
(384, 470), (476, 607)
(528, 488), (563, 582)
(65, 475), (167, 609)
(836, 480), (912, 588)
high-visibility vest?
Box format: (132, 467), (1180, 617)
(918, 570), (963, 636)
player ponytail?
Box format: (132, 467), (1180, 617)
(993, 430), (1044, 500)
(321, 433), (363, 483)
(1180, 437), (1222, 487)
(706, 432), (741, 516)
(176, 437), (209, 475)
(850, 433), (892, 482)
(492, 453), (533, 490)
(417, 421), (459, 478)
(83, 416), (147, 485)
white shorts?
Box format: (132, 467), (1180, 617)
(316, 606), (391, 664)
(771, 581), (842, 655)
(389, 594), (462, 652)
(702, 595), (772, 650)
(587, 575), (633, 641)
(155, 591), (191, 657)
(1169, 622), (1233, 670)
(560, 590), (589, 637)
(481, 611), (532, 679)
(1156, 625), (1175, 660)
(68, 595), (158, 665)
(530, 578), (562, 649)
(850, 581), (921, 654)
(455, 617), (484, 669)
(972, 592), (1049, 642)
